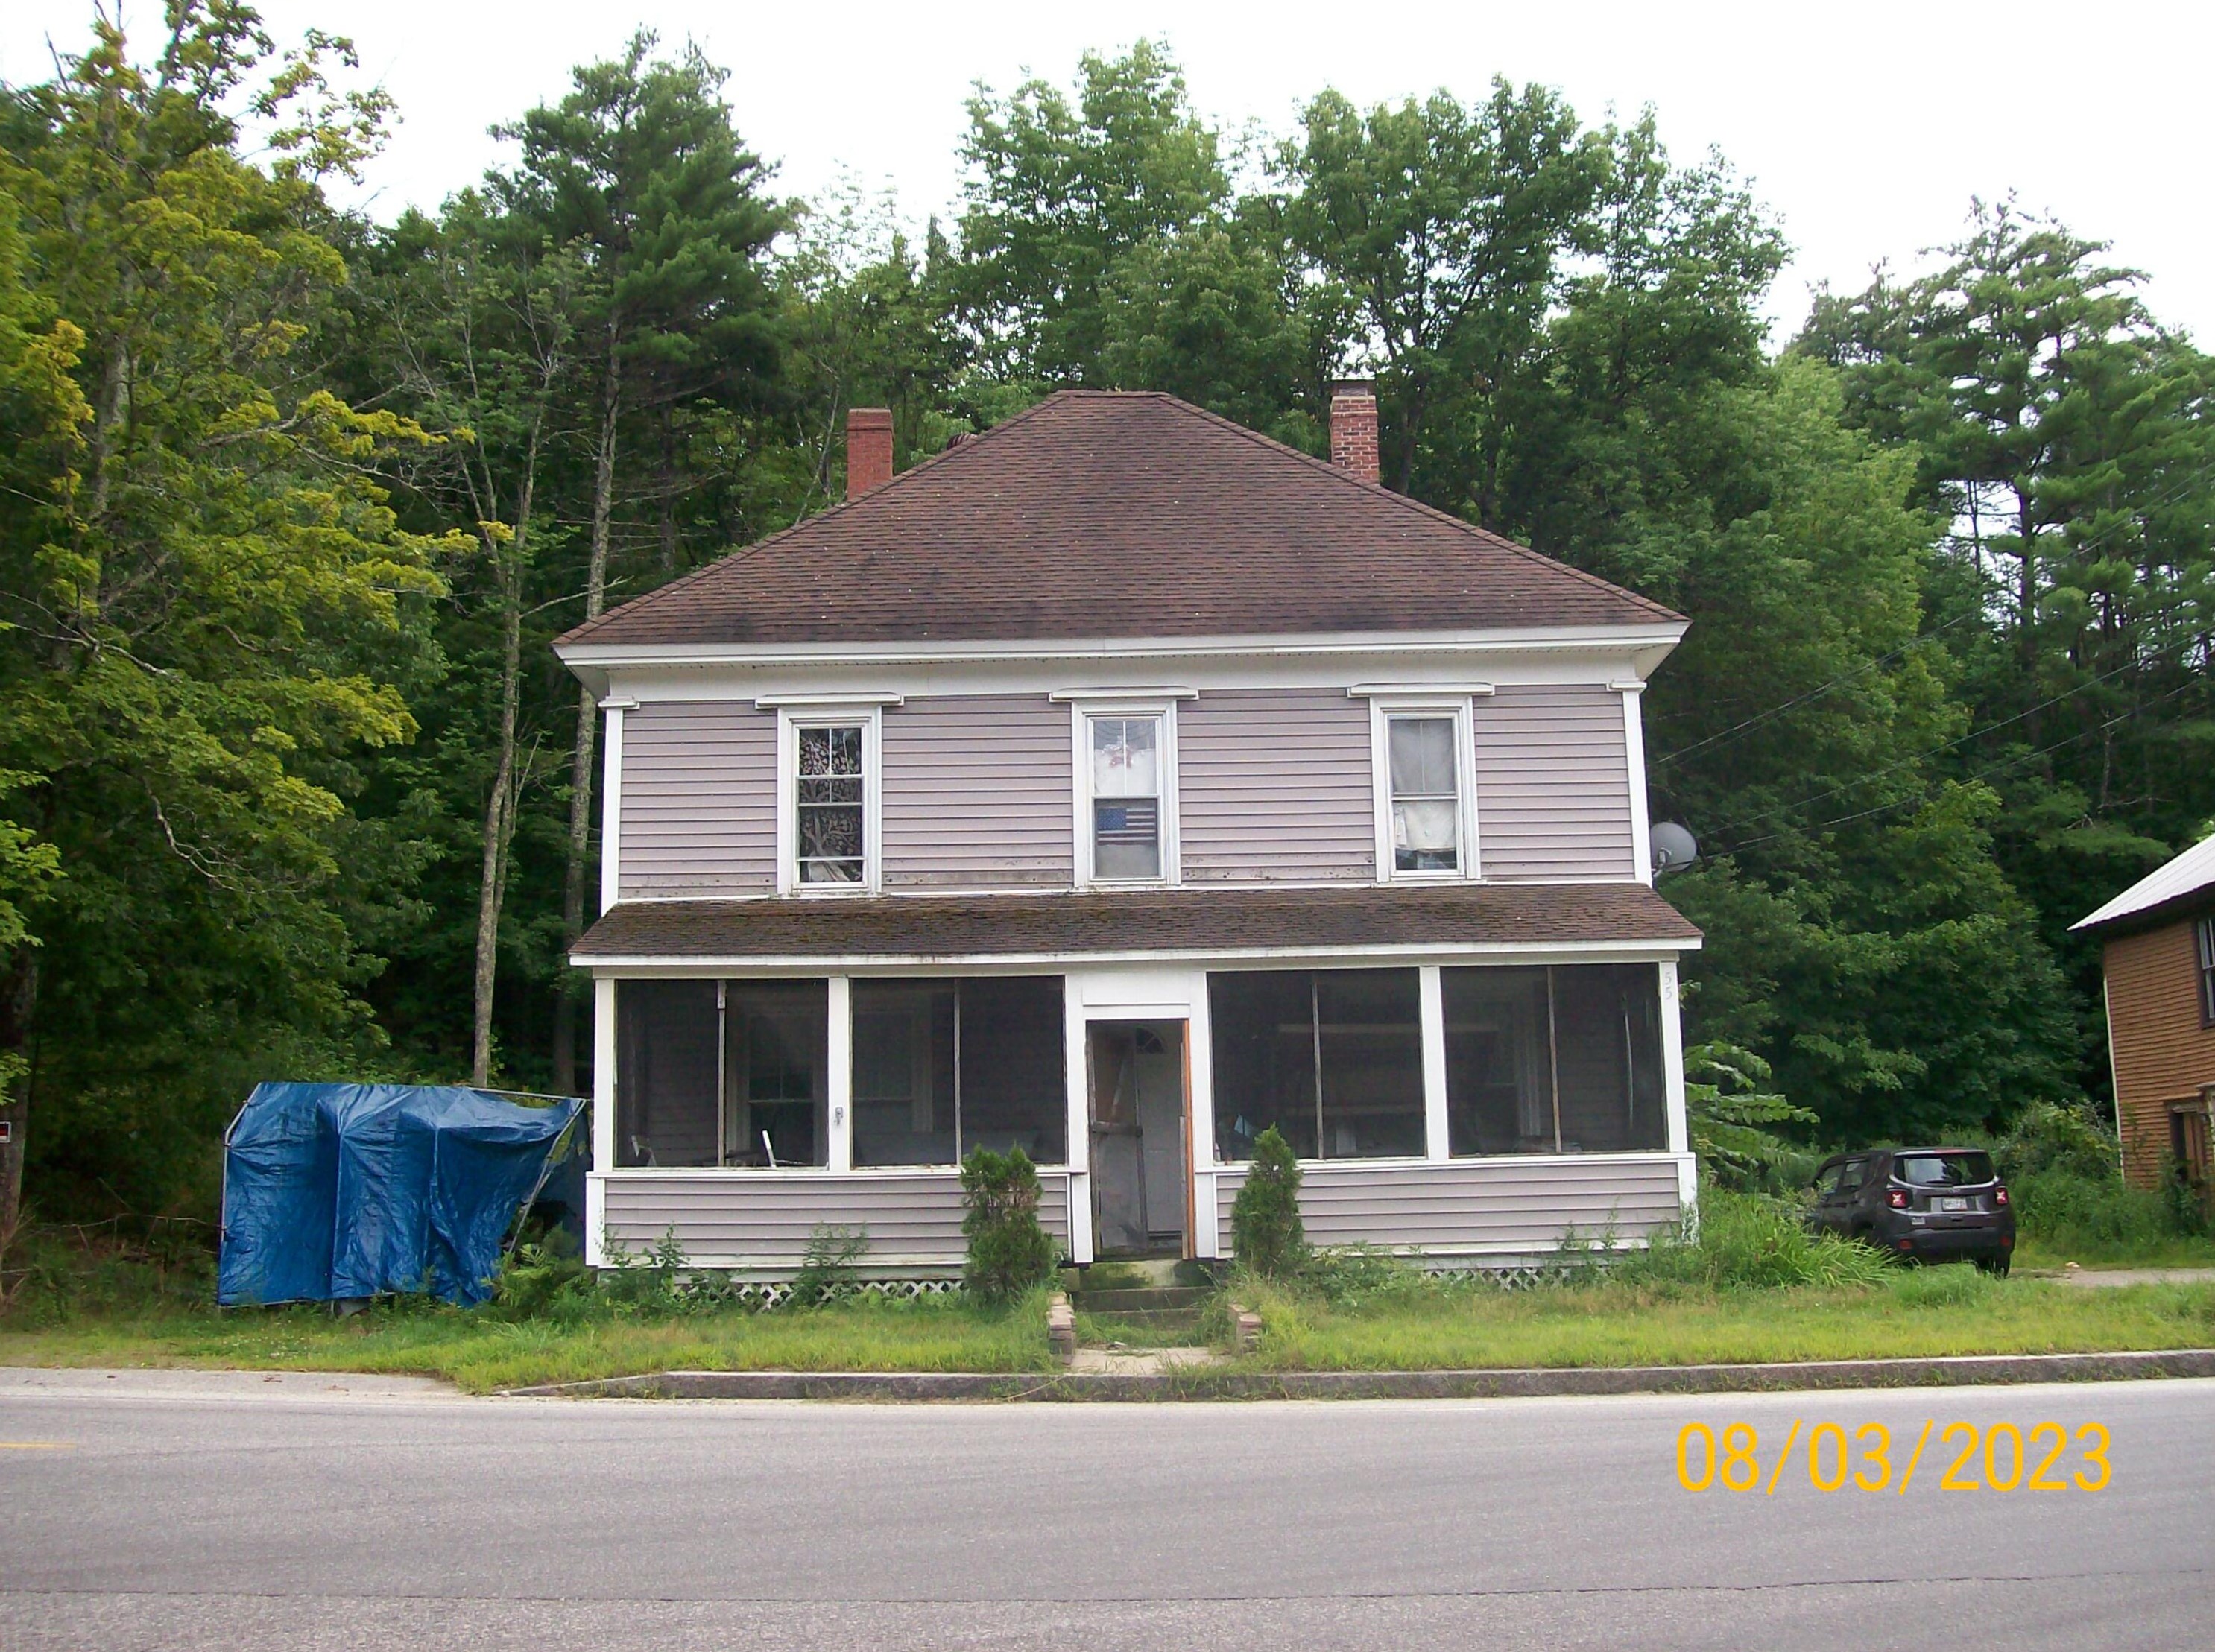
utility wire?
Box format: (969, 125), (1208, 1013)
(1651, 456), (2215, 771)
(1698, 625), (2211, 844)
(1719, 675), (2204, 855)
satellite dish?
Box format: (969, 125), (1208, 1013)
(1651, 822), (1699, 876)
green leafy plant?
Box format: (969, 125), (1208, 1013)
(959, 1147), (1058, 1305)
(1301, 1243), (1428, 1308)
(1994, 1101), (2120, 1183)
(1685, 1043), (1820, 1192)
(1617, 1189), (1893, 1291)
(493, 1227), (593, 1320)
(1230, 1125), (1307, 1279)
(788, 1223), (870, 1308)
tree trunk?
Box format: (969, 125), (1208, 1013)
(552, 344), (621, 1095)
(471, 533), (525, 1089)
(0, 953), (36, 1250)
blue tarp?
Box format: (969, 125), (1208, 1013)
(218, 1083), (584, 1307)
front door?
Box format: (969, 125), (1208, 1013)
(1087, 1021), (1190, 1257)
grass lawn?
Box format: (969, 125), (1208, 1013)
(2013, 1234), (2215, 1270)
(1231, 1270), (2215, 1373)
(0, 1291), (1057, 1394)
(5, 1270), (2213, 1390)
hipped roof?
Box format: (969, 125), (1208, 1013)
(557, 390), (1681, 652)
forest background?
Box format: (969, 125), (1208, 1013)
(1, 1), (2209, 1225)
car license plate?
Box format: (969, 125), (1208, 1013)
(1936, 1196), (1970, 1212)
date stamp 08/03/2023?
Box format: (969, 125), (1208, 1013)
(1674, 1420), (2111, 1495)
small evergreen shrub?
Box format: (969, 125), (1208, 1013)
(960, 1146), (1058, 1304)
(1230, 1125), (1306, 1279)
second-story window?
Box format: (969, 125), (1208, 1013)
(1089, 713), (1164, 881)
(2199, 915), (2215, 1027)
(1388, 714), (1462, 873)
(796, 723), (865, 884)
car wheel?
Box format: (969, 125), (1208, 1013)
(1974, 1256), (2010, 1278)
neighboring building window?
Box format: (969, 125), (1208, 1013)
(2199, 916), (2215, 1027)
(795, 723), (866, 884)
(850, 976), (1067, 1166)
(1441, 963), (1665, 1156)
(1388, 715), (1461, 873)
(1210, 968), (1426, 1161)
(1087, 712), (1167, 882)
(615, 979), (828, 1168)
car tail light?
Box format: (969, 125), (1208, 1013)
(1994, 1186), (2009, 1206)
(1887, 1189), (1909, 1209)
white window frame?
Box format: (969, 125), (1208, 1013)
(1368, 696), (1479, 884)
(776, 706), (883, 896)
(1071, 700), (1181, 888)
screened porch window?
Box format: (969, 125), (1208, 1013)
(1442, 964), (1665, 1155)
(615, 979), (829, 1168)
(850, 976), (1067, 1166)
(1210, 969), (1426, 1161)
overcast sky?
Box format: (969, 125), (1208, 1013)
(7, 1), (2206, 345)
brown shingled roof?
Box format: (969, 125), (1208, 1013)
(572, 882), (1701, 963)
(559, 391), (1680, 650)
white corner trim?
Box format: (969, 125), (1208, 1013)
(598, 703), (625, 914)
(1659, 959), (1689, 1158)
(753, 691), (904, 709)
(1049, 685), (1198, 702)
(1350, 681), (1495, 698)
(598, 694), (639, 711)
(1622, 684), (1654, 886)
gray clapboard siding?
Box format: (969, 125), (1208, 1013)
(1473, 685), (1635, 880)
(1179, 688), (1374, 883)
(619, 701), (778, 897)
(882, 695), (1072, 889)
(603, 1170), (1072, 1275)
(1213, 1156), (1680, 1259)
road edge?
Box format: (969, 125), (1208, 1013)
(499, 1347), (2215, 1402)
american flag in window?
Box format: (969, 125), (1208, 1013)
(1090, 715), (1162, 879)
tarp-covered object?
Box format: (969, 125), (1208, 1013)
(219, 1083), (584, 1307)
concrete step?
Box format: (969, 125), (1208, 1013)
(1072, 1286), (1211, 1314)
(1078, 1305), (1205, 1335)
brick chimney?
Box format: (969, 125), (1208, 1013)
(846, 407), (893, 500)
(1329, 379), (1380, 484)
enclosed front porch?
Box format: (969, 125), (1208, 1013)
(586, 945), (1696, 1276)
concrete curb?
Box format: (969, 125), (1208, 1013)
(501, 1347), (2215, 1402)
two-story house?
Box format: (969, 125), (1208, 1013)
(555, 385), (1703, 1276)
(2073, 832), (2215, 1207)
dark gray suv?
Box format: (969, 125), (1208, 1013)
(1806, 1147), (2015, 1274)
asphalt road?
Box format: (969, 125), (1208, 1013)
(3, 1368), (2210, 1651)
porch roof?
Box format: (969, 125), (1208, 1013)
(572, 882), (1701, 966)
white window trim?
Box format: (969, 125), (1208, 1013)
(1369, 696), (1479, 884)
(1072, 700), (1181, 889)
(776, 705), (883, 896)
